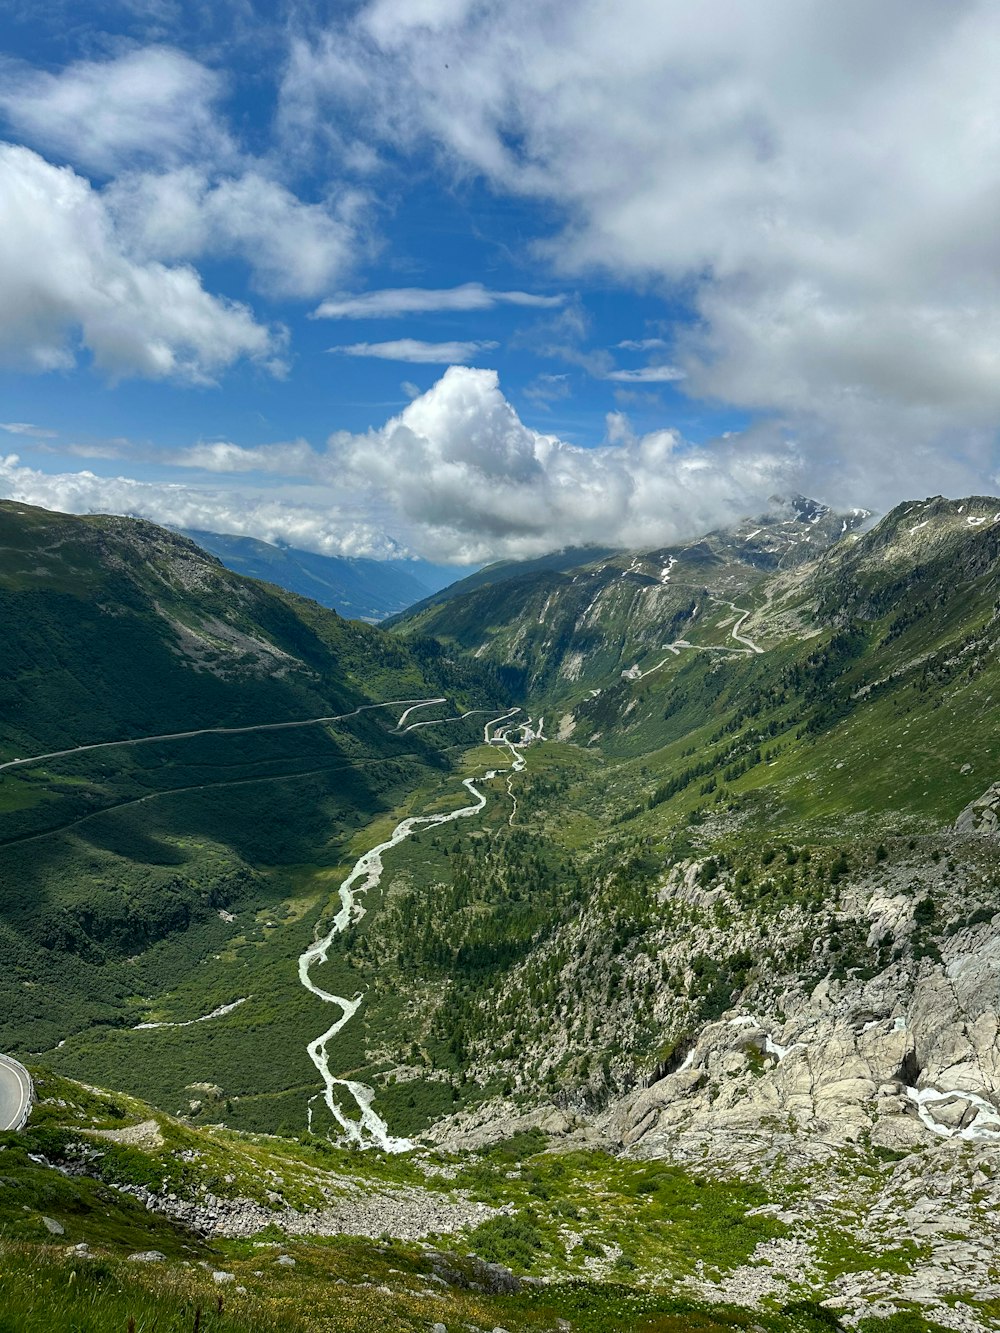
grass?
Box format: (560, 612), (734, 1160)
(0, 1235), (905, 1333)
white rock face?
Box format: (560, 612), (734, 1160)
(604, 861), (1000, 1159)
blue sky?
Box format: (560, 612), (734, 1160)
(0, 0), (998, 563)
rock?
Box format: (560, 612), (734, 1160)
(128, 1251), (166, 1263)
(113, 1178), (502, 1242)
(212, 1270), (235, 1284)
(427, 1253), (521, 1295)
(431, 1324), (447, 1333)
(275, 1254), (296, 1267)
(87, 1118), (164, 1149)
(955, 783), (1000, 837)
(41, 1216), (64, 1235)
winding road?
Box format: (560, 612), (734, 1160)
(724, 602), (765, 654)
(0, 698), (450, 776)
(0, 1053), (33, 1131)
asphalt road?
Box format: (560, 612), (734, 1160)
(0, 1053), (32, 1131)
(0, 697), (445, 776)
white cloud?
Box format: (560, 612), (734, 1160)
(328, 365), (798, 561)
(1, 47), (367, 302)
(0, 368), (802, 565)
(288, 0), (1000, 493)
(0, 453), (402, 560)
(314, 282), (565, 318)
(605, 365), (685, 383)
(615, 338), (668, 351)
(172, 439), (320, 474)
(106, 167), (365, 300)
(0, 422), (57, 439)
(0, 143), (281, 382)
(0, 46), (232, 175)
(330, 339), (498, 363)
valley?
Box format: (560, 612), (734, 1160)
(3, 495), (1000, 1330)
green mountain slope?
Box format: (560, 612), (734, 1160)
(0, 501), (508, 1131)
(390, 495), (870, 702)
(384, 543), (620, 624)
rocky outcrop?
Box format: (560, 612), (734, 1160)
(605, 930), (1000, 1161)
(955, 783), (1000, 838)
(427, 1098), (610, 1153)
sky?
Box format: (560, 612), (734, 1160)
(0, 0), (998, 565)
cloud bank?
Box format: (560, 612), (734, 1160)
(1, 369), (802, 563)
(286, 0), (1000, 489)
(0, 453), (402, 560)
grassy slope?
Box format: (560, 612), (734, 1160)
(0, 1069), (954, 1333)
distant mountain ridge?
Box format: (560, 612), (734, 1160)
(180, 529), (459, 622)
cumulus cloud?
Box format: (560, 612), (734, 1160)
(330, 339), (498, 363)
(0, 46), (232, 175)
(106, 167), (365, 300)
(0, 453), (402, 559)
(1, 46), (366, 303)
(0, 143), (281, 381)
(314, 282), (565, 318)
(327, 366), (799, 561)
(287, 0), (1000, 492)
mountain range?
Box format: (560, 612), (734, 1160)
(180, 528), (459, 622)
(2, 493), (1000, 1332)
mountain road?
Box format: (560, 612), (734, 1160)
(0, 1053), (32, 1131)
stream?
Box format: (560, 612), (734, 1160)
(298, 703), (536, 1152)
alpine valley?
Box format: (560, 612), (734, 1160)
(3, 493), (1000, 1333)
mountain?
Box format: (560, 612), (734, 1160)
(390, 494), (871, 699)
(180, 528), (458, 622)
(0, 499), (508, 1123)
(384, 543), (620, 623)
(6, 494), (1000, 1330)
